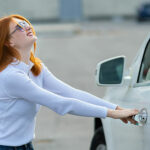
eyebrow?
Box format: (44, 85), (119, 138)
(14, 24), (21, 29)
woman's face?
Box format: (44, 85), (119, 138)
(8, 18), (37, 51)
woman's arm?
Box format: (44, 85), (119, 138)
(42, 63), (117, 110)
(3, 70), (109, 118)
(3, 69), (138, 121)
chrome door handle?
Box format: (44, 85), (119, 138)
(132, 108), (148, 126)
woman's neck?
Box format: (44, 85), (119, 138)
(20, 51), (30, 65)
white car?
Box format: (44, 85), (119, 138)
(90, 34), (150, 150)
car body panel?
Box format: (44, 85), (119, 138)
(96, 33), (150, 150)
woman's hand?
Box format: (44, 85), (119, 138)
(116, 106), (132, 124)
(115, 106), (139, 125)
(107, 106), (139, 125)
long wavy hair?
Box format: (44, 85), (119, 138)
(0, 14), (42, 76)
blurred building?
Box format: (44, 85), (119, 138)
(0, 0), (147, 22)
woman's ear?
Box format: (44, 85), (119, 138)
(5, 41), (14, 47)
(9, 42), (15, 47)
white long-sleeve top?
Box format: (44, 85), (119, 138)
(0, 59), (117, 146)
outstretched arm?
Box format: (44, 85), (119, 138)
(3, 70), (108, 118)
(42, 63), (117, 110)
(3, 69), (139, 122)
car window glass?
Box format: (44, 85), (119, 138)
(138, 40), (150, 83)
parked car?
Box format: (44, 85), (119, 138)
(137, 2), (150, 21)
(90, 33), (150, 150)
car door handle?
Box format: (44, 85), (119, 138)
(132, 108), (148, 126)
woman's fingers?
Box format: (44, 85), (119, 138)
(121, 118), (128, 124)
(120, 117), (139, 125)
(107, 108), (139, 119)
(131, 109), (139, 116)
(127, 117), (138, 125)
(121, 109), (139, 118)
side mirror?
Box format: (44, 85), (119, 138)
(95, 56), (125, 86)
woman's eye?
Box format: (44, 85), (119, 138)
(20, 22), (26, 27)
(16, 25), (23, 30)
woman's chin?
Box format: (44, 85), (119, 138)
(27, 36), (37, 47)
(32, 35), (37, 41)
(29, 36), (37, 44)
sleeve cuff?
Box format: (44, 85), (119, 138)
(101, 107), (108, 119)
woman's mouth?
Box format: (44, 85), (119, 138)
(27, 32), (33, 36)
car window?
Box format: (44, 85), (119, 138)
(138, 40), (150, 83)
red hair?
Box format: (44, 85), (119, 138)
(0, 14), (43, 76)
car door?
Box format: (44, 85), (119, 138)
(102, 84), (145, 150)
(102, 38), (150, 150)
(131, 38), (150, 150)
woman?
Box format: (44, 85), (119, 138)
(0, 14), (138, 150)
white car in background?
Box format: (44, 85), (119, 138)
(90, 34), (150, 150)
